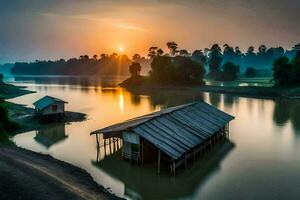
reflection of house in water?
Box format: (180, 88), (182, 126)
(92, 140), (234, 199)
(92, 102), (234, 175)
(34, 124), (68, 148)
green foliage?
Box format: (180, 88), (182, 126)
(191, 50), (206, 65)
(129, 62), (142, 77)
(208, 44), (223, 80)
(219, 62), (240, 81)
(150, 56), (205, 85)
(245, 67), (257, 78)
(272, 56), (294, 86)
(11, 53), (132, 76)
(0, 100), (19, 142)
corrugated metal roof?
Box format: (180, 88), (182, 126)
(33, 96), (68, 110)
(91, 102), (234, 159)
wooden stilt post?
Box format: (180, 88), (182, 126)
(104, 139), (107, 157)
(113, 137), (116, 152)
(173, 160), (176, 176)
(96, 145), (99, 162)
(141, 143), (144, 164)
(109, 138), (112, 154)
(193, 149), (196, 161)
(158, 149), (161, 174)
(184, 154), (187, 169)
(95, 134), (99, 148)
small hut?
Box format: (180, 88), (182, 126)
(33, 96), (68, 119)
(91, 102), (234, 174)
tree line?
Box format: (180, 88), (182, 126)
(129, 42), (299, 84)
(11, 53), (132, 76)
(272, 44), (300, 86)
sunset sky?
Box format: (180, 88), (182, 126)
(0, 0), (299, 63)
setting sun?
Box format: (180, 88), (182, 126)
(118, 46), (124, 53)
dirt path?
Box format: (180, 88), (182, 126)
(0, 146), (121, 200)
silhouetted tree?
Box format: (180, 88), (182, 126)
(272, 57), (293, 86)
(93, 55), (98, 61)
(245, 67), (257, 77)
(148, 47), (158, 59)
(191, 50), (206, 64)
(166, 42), (178, 56)
(157, 48), (164, 56)
(179, 49), (190, 57)
(150, 56), (205, 85)
(100, 54), (108, 59)
(220, 62), (240, 81)
(208, 44), (222, 80)
(129, 62), (142, 77)
(132, 54), (141, 61)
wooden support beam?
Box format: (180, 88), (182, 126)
(108, 138), (111, 154)
(193, 149), (196, 161)
(141, 143), (144, 164)
(173, 160), (176, 176)
(184, 154), (187, 169)
(113, 138), (115, 152)
(104, 139), (107, 157)
(158, 150), (161, 174)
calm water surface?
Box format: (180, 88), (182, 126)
(7, 76), (300, 200)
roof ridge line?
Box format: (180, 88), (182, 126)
(130, 102), (200, 130)
(90, 101), (201, 135)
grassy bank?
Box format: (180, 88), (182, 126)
(3, 101), (86, 135)
(120, 76), (300, 99)
(0, 80), (122, 199)
(0, 80), (35, 99)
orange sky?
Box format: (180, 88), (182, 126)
(0, 0), (299, 63)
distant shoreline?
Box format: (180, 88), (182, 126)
(119, 77), (300, 99)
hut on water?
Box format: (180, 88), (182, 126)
(91, 102), (234, 174)
(33, 96), (68, 120)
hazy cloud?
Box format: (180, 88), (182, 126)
(0, 0), (299, 63)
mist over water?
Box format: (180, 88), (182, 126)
(9, 76), (300, 199)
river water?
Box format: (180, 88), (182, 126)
(6, 76), (300, 200)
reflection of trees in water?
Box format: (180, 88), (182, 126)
(127, 90), (239, 110)
(131, 94), (141, 106)
(224, 95), (234, 107)
(14, 76), (123, 87)
(146, 91), (205, 109)
(273, 99), (300, 131)
(209, 93), (221, 107)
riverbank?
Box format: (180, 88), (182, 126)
(120, 77), (300, 99)
(0, 79), (35, 99)
(4, 101), (86, 134)
(0, 146), (121, 200)
(0, 81), (120, 199)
